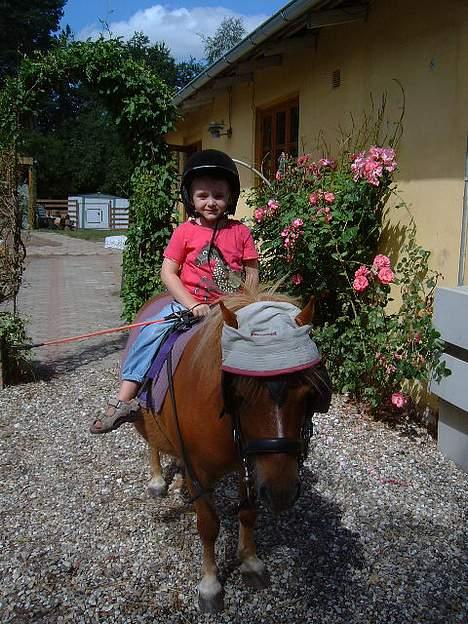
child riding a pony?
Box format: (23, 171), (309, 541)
(90, 149), (259, 434)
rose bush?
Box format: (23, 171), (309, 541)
(247, 148), (450, 414)
(248, 149), (396, 323)
(315, 228), (450, 411)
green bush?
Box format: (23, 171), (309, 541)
(121, 161), (178, 321)
(0, 312), (30, 382)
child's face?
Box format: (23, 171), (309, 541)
(191, 177), (230, 225)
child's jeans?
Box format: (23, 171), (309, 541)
(121, 300), (187, 383)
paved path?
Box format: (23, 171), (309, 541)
(10, 230), (126, 376)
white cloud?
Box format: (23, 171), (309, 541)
(78, 5), (269, 60)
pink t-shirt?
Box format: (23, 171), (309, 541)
(164, 219), (258, 303)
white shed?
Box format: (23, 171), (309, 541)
(68, 193), (129, 230)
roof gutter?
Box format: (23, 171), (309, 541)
(172, 0), (324, 106)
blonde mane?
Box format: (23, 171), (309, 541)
(190, 284), (301, 383)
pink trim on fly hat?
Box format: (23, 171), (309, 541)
(222, 357), (321, 377)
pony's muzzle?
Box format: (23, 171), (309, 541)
(257, 478), (300, 513)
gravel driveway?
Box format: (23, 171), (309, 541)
(0, 358), (466, 623)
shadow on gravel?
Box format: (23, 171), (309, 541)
(152, 466), (365, 607)
(237, 467), (362, 581)
(24, 334), (127, 380)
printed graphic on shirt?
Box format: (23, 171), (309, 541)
(194, 242), (244, 298)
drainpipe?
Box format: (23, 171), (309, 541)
(458, 136), (468, 286)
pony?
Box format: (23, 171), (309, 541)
(133, 288), (332, 613)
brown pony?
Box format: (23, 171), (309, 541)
(133, 288), (331, 613)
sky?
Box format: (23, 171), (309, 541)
(61, 1), (288, 59)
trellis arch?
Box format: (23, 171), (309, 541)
(0, 36), (177, 318)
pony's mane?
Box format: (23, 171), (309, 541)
(190, 284), (301, 383)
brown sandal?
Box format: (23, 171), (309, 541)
(90, 398), (141, 434)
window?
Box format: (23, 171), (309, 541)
(256, 97), (299, 179)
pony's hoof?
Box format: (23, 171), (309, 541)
(198, 590), (224, 613)
(240, 558), (270, 590)
(147, 477), (167, 498)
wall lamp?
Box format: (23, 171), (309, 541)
(208, 120), (232, 139)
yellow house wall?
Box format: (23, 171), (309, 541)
(168, 0), (468, 286)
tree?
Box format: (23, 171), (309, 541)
(175, 57), (205, 90)
(202, 16), (246, 65)
(127, 33), (204, 90)
(0, 0), (65, 82)
(19, 31), (203, 198)
(24, 99), (133, 198)
(126, 32), (177, 86)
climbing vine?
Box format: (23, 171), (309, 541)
(0, 36), (177, 319)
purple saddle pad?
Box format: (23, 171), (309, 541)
(121, 294), (203, 413)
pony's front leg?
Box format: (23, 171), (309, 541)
(191, 487), (223, 613)
(237, 486), (270, 590)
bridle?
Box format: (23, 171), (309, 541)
(222, 373), (315, 505)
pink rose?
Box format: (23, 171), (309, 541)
(292, 218), (304, 228)
(275, 170), (282, 181)
(291, 273), (303, 285)
(373, 254), (391, 269)
(318, 158), (336, 170)
(267, 199), (279, 212)
(391, 392), (407, 409)
(309, 192), (319, 206)
(354, 266), (369, 278)
(323, 191), (335, 204)
(297, 154), (310, 167)
(353, 275), (369, 293)
(254, 208), (265, 222)
(377, 267), (394, 285)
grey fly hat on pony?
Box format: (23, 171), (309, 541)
(221, 301), (321, 376)
(181, 149), (241, 217)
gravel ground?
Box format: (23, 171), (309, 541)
(0, 362), (466, 624)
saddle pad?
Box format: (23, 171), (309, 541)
(121, 295), (203, 413)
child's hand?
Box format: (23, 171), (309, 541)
(191, 303), (211, 317)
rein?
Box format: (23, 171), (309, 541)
(149, 309), (214, 505)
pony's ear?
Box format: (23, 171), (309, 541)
(219, 301), (238, 328)
(295, 296), (315, 326)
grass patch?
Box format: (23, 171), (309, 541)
(45, 229), (128, 242)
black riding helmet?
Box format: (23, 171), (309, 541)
(181, 149), (241, 217)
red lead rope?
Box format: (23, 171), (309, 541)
(18, 317), (183, 350)
(14, 302), (218, 351)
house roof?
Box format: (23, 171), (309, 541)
(173, 0), (367, 108)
